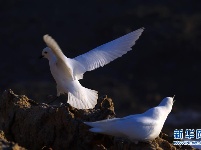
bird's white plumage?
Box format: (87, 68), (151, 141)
(42, 28), (144, 109)
(74, 28), (144, 74)
(84, 97), (174, 142)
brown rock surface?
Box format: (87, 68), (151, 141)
(0, 130), (26, 150)
(0, 89), (197, 150)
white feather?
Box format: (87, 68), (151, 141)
(85, 97), (174, 141)
(42, 28), (144, 109)
(74, 28), (144, 74)
(67, 80), (98, 109)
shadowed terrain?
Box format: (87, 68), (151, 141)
(0, 90), (196, 150)
(0, 0), (201, 142)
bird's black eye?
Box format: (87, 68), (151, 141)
(44, 51), (48, 54)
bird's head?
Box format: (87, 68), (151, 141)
(158, 96), (175, 114)
(159, 96), (174, 106)
(40, 47), (54, 60)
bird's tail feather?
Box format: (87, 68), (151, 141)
(67, 82), (98, 109)
(89, 128), (104, 133)
(84, 122), (96, 127)
(84, 118), (119, 129)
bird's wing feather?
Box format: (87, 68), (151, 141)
(43, 34), (73, 79)
(122, 113), (157, 126)
(74, 28), (144, 73)
(85, 114), (155, 129)
(43, 34), (65, 59)
(65, 58), (86, 80)
(85, 116), (155, 136)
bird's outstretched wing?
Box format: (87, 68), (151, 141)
(43, 34), (73, 79)
(74, 28), (144, 72)
(43, 34), (65, 60)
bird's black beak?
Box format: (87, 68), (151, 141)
(39, 55), (44, 59)
(173, 95), (176, 103)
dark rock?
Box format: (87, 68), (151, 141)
(0, 130), (26, 150)
(0, 89), (197, 150)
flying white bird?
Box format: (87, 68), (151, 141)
(41, 28), (144, 109)
(84, 97), (174, 143)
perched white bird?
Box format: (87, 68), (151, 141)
(41, 28), (144, 109)
(84, 97), (174, 143)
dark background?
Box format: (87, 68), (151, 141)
(1, 0), (201, 135)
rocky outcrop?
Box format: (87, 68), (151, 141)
(0, 130), (26, 150)
(0, 90), (196, 150)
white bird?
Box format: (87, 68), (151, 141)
(84, 97), (174, 143)
(41, 28), (144, 109)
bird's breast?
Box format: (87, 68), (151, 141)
(49, 62), (72, 84)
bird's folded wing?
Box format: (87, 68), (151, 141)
(43, 34), (73, 78)
(74, 28), (144, 72)
(117, 114), (156, 127)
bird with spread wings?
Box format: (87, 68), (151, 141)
(41, 28), (144, 109)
